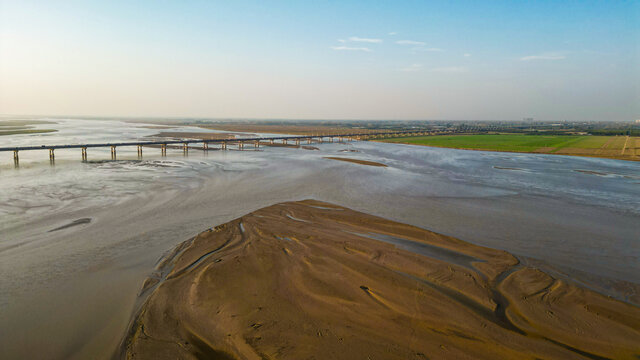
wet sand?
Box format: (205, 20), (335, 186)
(124, 200), (640, 360)
(324, 156), (387, 167)
(261, 142), (300, 148)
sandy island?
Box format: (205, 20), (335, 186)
(123, 200), (640, 359)
(324, 157), (387, 167)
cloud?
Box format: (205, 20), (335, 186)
(410, 47), (445, 54)
(396, 40), (426, 46)
(399, 63), (423, 72)
(337, 39), (346, 43)
(396, 40), (444, 53)
(520, 54), (566, 61)
(331, 46), (372, 52)
(464, 53), (471, 57)
(348, 36), (383, 43)
(430, 66), (468, 73)
(388, 32), (398, 36)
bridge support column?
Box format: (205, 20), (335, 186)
(222, 142), (227, 150)
(307, 138), (311, 144)
(203, 142), (208, 151)
(295, 139), (300, 146)
(161, 144), (166, 156)
(183, 143), (189, 153)
(137, 145), (143, 157)
(239, 141), (243, 150)
(270, 139), (274, 144)
(13, 150), (18, 166)
(49, 149), (55, 161)
(254, 141), (259, 148)
(82, 147), (87, 161)
(110, 146), (116, 160)
(329, 137), (333, 143)
(283, 139), (287, 145)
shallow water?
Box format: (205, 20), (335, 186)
(349, 231), (483, 271)
(1, 117), (639, 359)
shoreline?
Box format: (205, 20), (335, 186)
(374, 139), (640, 162)
(123, 200), (640, 359)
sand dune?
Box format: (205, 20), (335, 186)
(123, 200), (640, 359)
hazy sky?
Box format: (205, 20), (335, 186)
(1, 0), (638, 121)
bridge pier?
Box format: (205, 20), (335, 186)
(13, 150), (19, 166)
(2, 132), (407, 165)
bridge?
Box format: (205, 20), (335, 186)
(1, 130), (435, 165)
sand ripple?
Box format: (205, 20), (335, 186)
(123, 200), (640, 359)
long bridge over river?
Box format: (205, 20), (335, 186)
(1, 130), (436, 165)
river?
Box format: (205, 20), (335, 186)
(1, 117), (638, 359)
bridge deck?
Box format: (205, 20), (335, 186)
(0, 131), (420, 152)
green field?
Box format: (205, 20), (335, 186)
(379, 134), (639, 160)
(381, 134), (585, 151)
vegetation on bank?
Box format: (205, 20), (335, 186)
(379, 134), (639, 161)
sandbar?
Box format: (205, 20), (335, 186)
(123, 200), (640, 359)
(324, 157), (387, 167)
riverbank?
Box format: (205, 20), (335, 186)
(378, 134), (640, 162)
(123, 200), (640, 359)
(198, 123), (381, 135)
(0, 119), (58, 136)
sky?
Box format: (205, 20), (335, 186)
(0, 0), (638, 121)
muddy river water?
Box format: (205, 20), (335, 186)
(1, 118), (638, 359)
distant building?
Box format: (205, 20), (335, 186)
(523, 117), (534, 122)
(635, 119), (640, 124)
